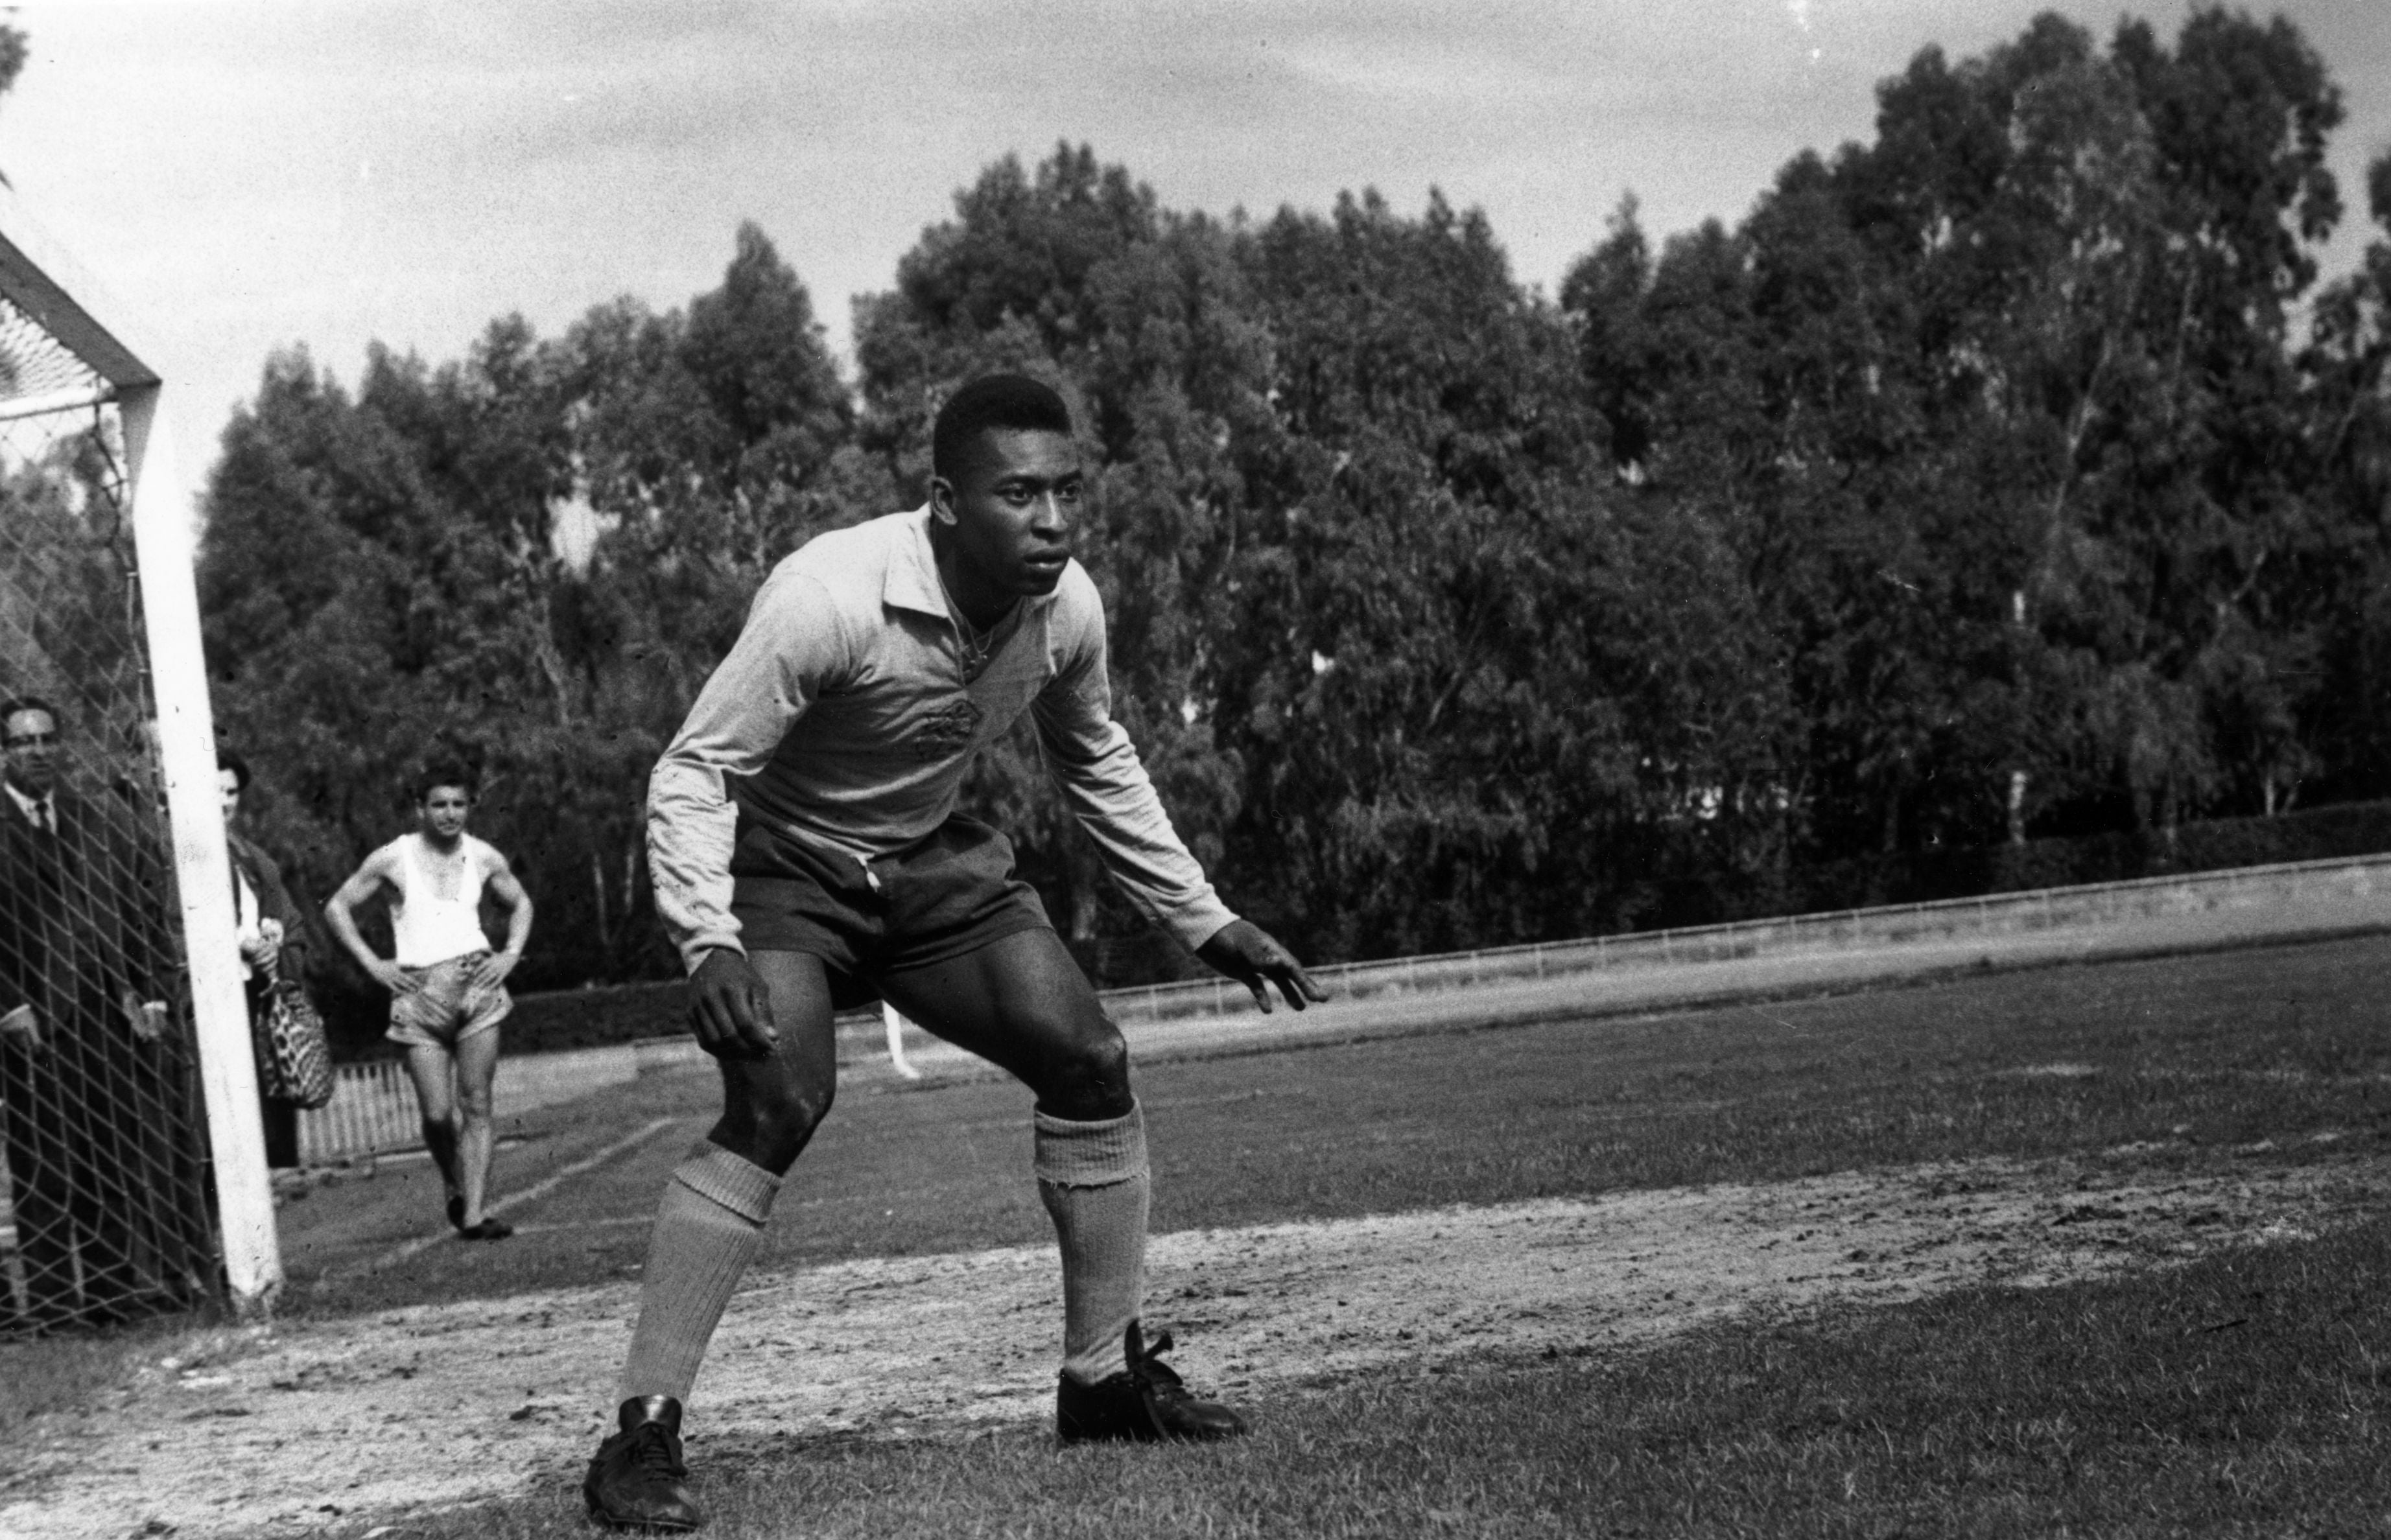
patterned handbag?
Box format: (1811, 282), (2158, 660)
(258, 961), (336, 1110)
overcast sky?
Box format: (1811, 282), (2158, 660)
(2, 0), (2384, 508)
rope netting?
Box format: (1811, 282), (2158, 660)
(0, 380), (220, 1336)
(0, 290), (117, 419)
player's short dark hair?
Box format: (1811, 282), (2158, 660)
(931, 374), (1074, 483)
(1, 695), (60, 739)
(218, 749), (252, 793)
(410, 758), (478, 804)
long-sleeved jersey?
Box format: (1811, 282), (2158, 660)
(647, 508), (1236, 971)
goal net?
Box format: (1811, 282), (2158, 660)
(0, 194), (277, 1334)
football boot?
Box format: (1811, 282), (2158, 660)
(583, 1394), (704, 1531)
(1057, 1320), (1248, 1444)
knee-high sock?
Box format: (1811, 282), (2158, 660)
(1035, 1102), (1149, 1386)
(618, 1141), (782, 1405)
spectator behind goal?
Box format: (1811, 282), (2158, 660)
(218, 749), (318, 1176)
(0, 695), (202, 1329)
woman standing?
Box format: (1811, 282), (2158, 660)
(218, 751), (311, 1174)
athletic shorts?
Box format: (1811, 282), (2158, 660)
(728, 813), (1053, 1009)
(384, 951), (513, 1049)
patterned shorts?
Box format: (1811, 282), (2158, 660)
(384, 951), (513, 1050)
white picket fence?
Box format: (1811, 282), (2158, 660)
(294, 1034), (732, 1165)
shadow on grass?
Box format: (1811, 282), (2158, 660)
(388, 1212), (2390, 1540)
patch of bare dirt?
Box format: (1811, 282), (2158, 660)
(0, 1149), (2378, 1539)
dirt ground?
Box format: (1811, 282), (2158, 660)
(0, 1139), (2375, 1540)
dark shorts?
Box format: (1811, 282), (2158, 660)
(729, 813), (1053, 1009)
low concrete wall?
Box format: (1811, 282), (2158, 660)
(1101, 850), (2391, 1023)
(298, 852), (2391, 1164)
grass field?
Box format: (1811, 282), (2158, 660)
(5, 933), (2390, 1537)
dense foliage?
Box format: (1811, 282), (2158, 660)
(196, 12), (2391, 995)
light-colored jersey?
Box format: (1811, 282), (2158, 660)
(647, 507), (1235, 972)
(384, 832), (497, 967)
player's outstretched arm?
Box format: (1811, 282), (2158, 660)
(1197, 919), (1326, 1014)
(688, 947), (779, 1059)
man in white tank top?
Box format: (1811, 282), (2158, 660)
(324, 762), (534, 1241)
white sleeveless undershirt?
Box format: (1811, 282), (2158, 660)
(389, 834), (491, 967)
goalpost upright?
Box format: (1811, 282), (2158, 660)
(0, 182), (281, 1316)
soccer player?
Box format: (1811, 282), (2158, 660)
(323, 762), (534, 1241)
(583, 374), (1321, 1531)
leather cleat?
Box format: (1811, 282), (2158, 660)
(1057, 1320), (1248, 1444)
(584, 1394), (705, 1531)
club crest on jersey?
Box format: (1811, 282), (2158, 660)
(911, 697), (984, 760)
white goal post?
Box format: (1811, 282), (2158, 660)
(0, 181), (280, 1318)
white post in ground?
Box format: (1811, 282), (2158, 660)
(884, 1001), (923, 1080)
(120, 388), (283, 1314)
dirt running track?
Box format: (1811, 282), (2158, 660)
(0, 1148), (2378, 1538)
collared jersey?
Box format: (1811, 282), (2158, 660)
(647, 508), (1236, 972)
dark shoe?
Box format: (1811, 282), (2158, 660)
(460, 1218), (513, 1241)
(1057, 1320), (1247, 1444)
(585, 1395), (704, 1531)
(446, 1195), (467, 1233)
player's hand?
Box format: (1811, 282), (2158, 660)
(689, 948), (778, 1059)
(0, 1003), (43, 1055)
(368, 959), (421, 996)
(471, 951), (520, 992)
(1197, 920), (1325, 1014)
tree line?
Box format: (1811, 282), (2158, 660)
(196, 9), (2391, 1000)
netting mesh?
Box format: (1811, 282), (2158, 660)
(0, 292), (119, 418)
(0, 346), (221, 1335)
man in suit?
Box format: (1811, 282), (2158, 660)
(0, 694), (192, 1329)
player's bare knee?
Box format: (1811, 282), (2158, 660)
(749, 1073), (833, 1147)
(1079, 1023), (1131, 1088)
(1042, 1023), (1131, 1118)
